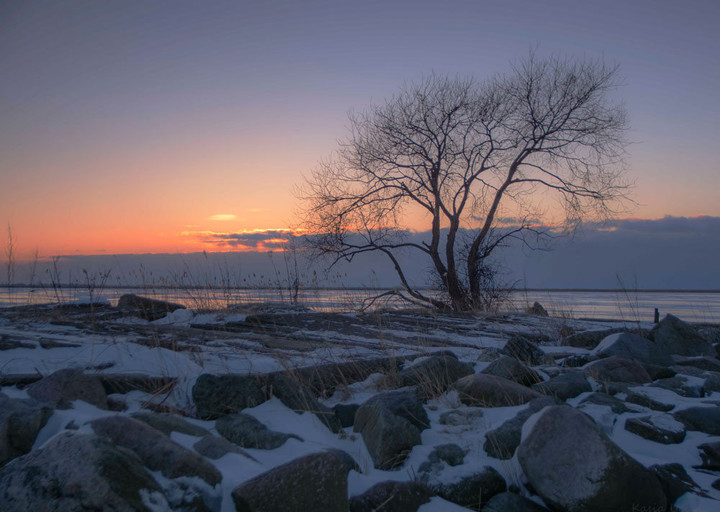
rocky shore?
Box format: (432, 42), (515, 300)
(1, 296), (719, 511)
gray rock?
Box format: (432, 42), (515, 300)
(0, 394), (53, 467)
(532, 371), (591, 400)
(398, 354), (474, 398)
(131, 411), (210, 437)
(117, 293), (185, 321)
(454, 374), (543, 407)
(193, 435), (257, 461)
(673, 407), (720, 435)
(526, 302), (548, 317)
(650, 463), (705, 504)
(216, 413), (301, 450)
(650, 314), (713, 357)
(625, 414), (686, 444)
(26, 368), (108, 409)
(477, 347), (504, 362)
(484, 396), (557, 460)
(192, 373), (267, 420)
(652, 376), (704, 398)
(90, 415), (222, 485)
(578, 392), (633, 414)
(561, 328), (625, 349)
(624, 389), (675, 412)
(349, 480), (432, 512)
(501, 337), (550, 366)
(703, 372), (720, 393)
(353, 389), (429, 470)
(674, 356), (720, 372)
(583, 356), (652, 384)
(0, 432), (167, 512)
(418, 443), (466, 474)
(101, 373), (176, 395)
(333, 403), (360, 428)
(439, 409), (484, 426)
(269, 373), (341, 432)
(698, 442), (720, 470)
(232, 452), (348, 512)
(482, 356), (541, 387)
(434, 466), (506, 510)
(481, 492), (551, 512)
(593, 332), (674, 367)
(518, 405), (666, 512)
(325, 448), (360, 474)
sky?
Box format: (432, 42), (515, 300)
(1, 0), (719, 287)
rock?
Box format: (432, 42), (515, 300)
(454, 374), (543, 407)
(418, 443), (465, 475)
(398, 354), (474, 398)
(117, 293), (186, 321)
(649, 314), (713, 357)
(482, 356), (541, 387)
(673, 407), (720, 435)
(0, 432), (167, 512)
(353, 389), (429, 470)
(193, 434), (257, 461)
(131, 411), (210, 437)
(481, 492), (551, 512)
(703, 372), (720, 393)
(526, 302), (548, 317)
(232, 452), (348, 512)
(625, 414), (686, 444)
(433, 466), (506, 510)
(624, 389), (675, 412)
(652, 375), (705, 398)
(583, 356), (652, 385)
(333, 403), (360, 428)
(216, 413), (302, 450)
(650, 463), (705, 504)
(501, 336), (550, 366)
(560, 353), (596, 367)
(325, 448), (361, 474)
(26, 368), (108, 409)
(674, 356), (720, 372)
(101, 374), (176, 395)
(0, 394), (53, 467)
(477, 347), (504, 362)
(439, 409), (484, 426)
(484, 396), (557, 460)
(517, 405), (666, 512)
(349, 480), (432, 512)
(561, 328), (625, 349)
(592, 332), (674, 367)
(578, 392), (633, 414)
(697, 442), (720, 470)
(269, 373), (341, 432)
(192, 373), (267, 420)
(90, 416), (222, 485)
(532, 371), (591, 400)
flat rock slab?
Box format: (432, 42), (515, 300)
(583, 356), (652, 385)
(625, 414), (686, 444)
(27, 368), (108, 409)
(216, 413), (301, 450)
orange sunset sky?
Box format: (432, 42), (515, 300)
(2, 1), (719, 261)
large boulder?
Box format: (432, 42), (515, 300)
(117, 293), (186, 321)
(269, 373), (341, 432)
(398, 353), (474, 398)
(354, 389), (429, 470)
(216, 413), (302, 450)
(482, 356), (541, 387)
(26, 368), (108, 409)
(232, 452), (348, 512)
(481, 492), (551, 512)
(0, 432), (167, 512)
(532, 371), (591, 400)
(90, 416), (222, 485)
(649, 314), (713, 357)
(698, 442), (720, 470)
(582, 356), (652, 385)
(192, 373), (267, 419)
(454, 374), (543, 407)
(0, 394), (53, 467)
(517, 405), (666, 512)
(673, 407), (720, 435)
(592, 332), (674, 367)
(484, 396), (557, 460)
(501, 336), (550, 366)
(349, 480), (432, 512)
(651, 463), (705, 504)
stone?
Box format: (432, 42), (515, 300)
(131, 411), (210, 437)
(439, 408), (484, 426)
(90, 416), (222, 485)
(0, 432), (167, 512)
(454, 374), (543, 407)
(649, 314), (713, 357)
(216, 413), (302, 450)
(433, 466), (506, 510)
(650, 463), (705, 504)
(232, 452), (348, 512)
(652, 375), (704, 398)
(418, 443), (466, 475)
(526, 302), (548, 316)
(481, 492), (551, 512)
(703, 372), (720, 393)
(193, 435), (257, 461)
(26, 368), (108, 409)
(0, 394), (53, 467)
(624, 389), (675, 412)
(578, 392), (633, 414)
(561, 328), (626, 349)
(673, 407), (720, 435)
(697, 442), (720, 470)
(482, 356), (541, 387)
(582, 356), (652, 385)
(349, 480), (432, 512)
(624, 414), (686, 444)
(333, 403), (360, 428)
(269, 373), (341, 432)
(501, 336), (550, 366)
(532, 371), (591, 400)
(592, 332), (674, 367)
(117, 293), (186, 321)
(674, 356), (720, 372)
(101, 374), (176, 395)
(398, 354), (474, 398)
(484, 396), (557, 460)
(325, 448), (361, 474)
(517, 405), (666, 512)
(353, 389), (429, 470)
(192, 373), (267, 420)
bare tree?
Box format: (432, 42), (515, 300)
(300, 53), (630, 311)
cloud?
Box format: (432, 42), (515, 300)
(208, 214), (237, 221)
(182, 228), (302, 251)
